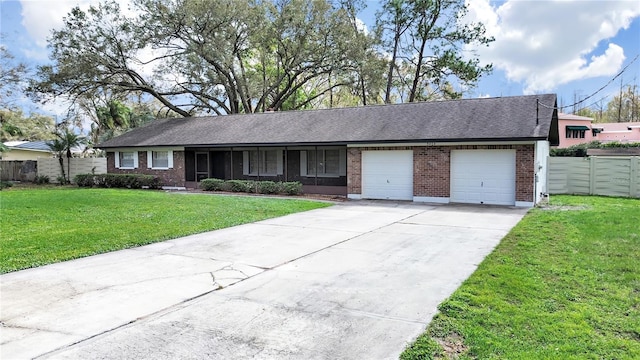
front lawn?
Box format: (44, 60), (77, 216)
(0, 188), (330, 274)
(402, 195), (640, 359)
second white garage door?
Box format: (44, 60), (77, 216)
(450, 150), (516, 206)
(362, 150), (413, 200)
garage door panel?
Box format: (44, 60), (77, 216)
(362, 151), (413, 200)
(451, 150), (515, 206)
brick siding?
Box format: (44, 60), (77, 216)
(107, 151), (186, 187)
(347, 148), (362, 194)
(347, 144), (536, 203)
(515, 145), (535, 202)
(413, 146), (450, 197)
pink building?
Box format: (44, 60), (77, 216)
(557, 113), (640, 148)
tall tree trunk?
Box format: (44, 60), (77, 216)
(58, 157), (66, 184)
(409, 1), (441, 103)
(385, 26), (401, 104)
(409, 34), (428, 103)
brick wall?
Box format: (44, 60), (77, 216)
(347, 144), (536, 203)
(107, 151), (186, 187)
(414, 146), (450, 197)
(347, 148), (362, 194)
(515, 145), (535, 202)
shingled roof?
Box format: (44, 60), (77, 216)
(98, 94), (558, 148)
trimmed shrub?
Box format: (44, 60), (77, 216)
(74, 174), (95, 187)
(551, 140), (640, 157)
(200, 178), (226, 191)
(199, 179), (303, 196)
(227, 180), (255, 193)
(280, 181), (303, 195)
(600, 141), (640, 148)
(257, 181), (278, 194)
(0, 180), (13, 190)
(75, 174), (161, 189)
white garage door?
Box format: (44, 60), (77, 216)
(450, 150), (516, 206)
(362, 150), (413, 200)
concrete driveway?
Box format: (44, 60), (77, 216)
(1, 201), (528, 359)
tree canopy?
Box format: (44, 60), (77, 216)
(575, 85), (640, 123)
(29, 0), (494, 117)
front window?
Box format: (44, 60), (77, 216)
(302, 149), (345, 177)
(147, 150), (173, 169)
(243, 149), (282, 176)
(119, 152), (135, 168)
(116, 151), (138, 169)
(307, 149), (340, 176)
(152, 151), (169, 168)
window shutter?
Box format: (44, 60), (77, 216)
(133, 151), (139, 168)
(243, 151), (249, 175)
(300, 151), (307, 176)
(115, 151), (120, 168)
(147, 151), (152, 169)
(167, 150), (174, 168)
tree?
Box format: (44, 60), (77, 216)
(0, 109), (56, 141)
(576, 85), (640, 123)
(376, 0), (413, 103)
(47, 128), (87, 184)
(603, 84), (640, 122)
(375, 0), (493, 102)
(0, 117), (22, 153)
(46, 137), (67, 182)
(0, 44), (28, 109)
(30, 0), (375, 116)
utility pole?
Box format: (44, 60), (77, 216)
(617, 76), (623, 122)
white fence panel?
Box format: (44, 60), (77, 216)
(548, 157), (590, 194)
(548, 156), (639, 198)
(37, 158), (107, 183)
(593, 157), (631, 198)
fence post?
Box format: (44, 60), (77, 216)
(631, 157), (638, 198)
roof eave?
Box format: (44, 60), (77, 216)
(97, 136), (550, 150)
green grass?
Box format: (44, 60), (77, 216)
(0, 187), (330, 274)
(402, 195), (640, 360)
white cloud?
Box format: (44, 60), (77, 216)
(21, 46), (49, 61)
(19, 0), (134, 48)
(464, 0), (640, 94)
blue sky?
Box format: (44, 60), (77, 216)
(1, 0), (639, 116)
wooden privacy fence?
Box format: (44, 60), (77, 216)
(548, 156), (640, 198)
(37, 158), (107, 183)
(0, 160), (38, 182)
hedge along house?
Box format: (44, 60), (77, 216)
(98, 94), (559, 207)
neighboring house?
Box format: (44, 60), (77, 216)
(1, 141), (54, 160)
(98, 94), (559, 207)
(591, 122), (640, 143)
(557, 113), (595, 148)
(557, 113), (640, 147)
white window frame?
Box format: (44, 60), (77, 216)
(115, 151), (138, 169)
(242, 149), (283, 176)
(147, 150), (174, 170)
(300, 148), (346, 177)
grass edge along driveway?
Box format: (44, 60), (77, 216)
(0, 188), (330, 274)
(401, 195), (640, 359)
